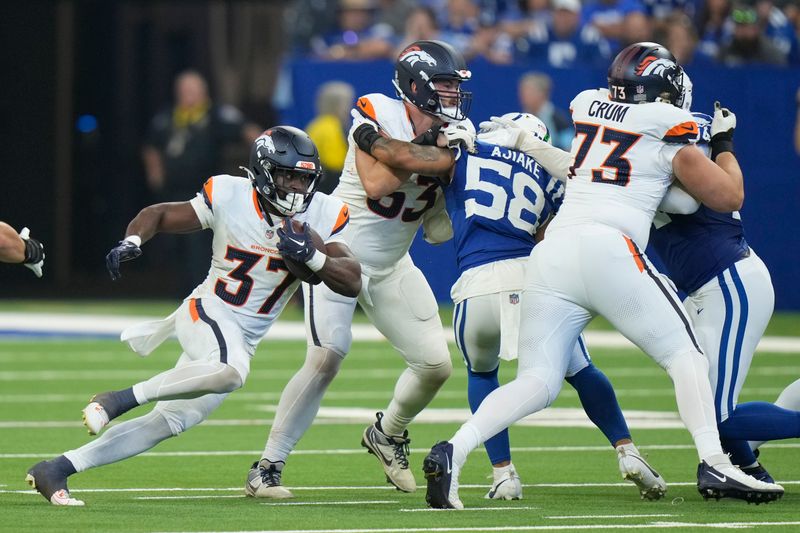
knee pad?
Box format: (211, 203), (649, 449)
(320, 326), (352, 356)
(410, 356), (453, 387)
(466, 351), (500, 374)
(663, 348), (709, 378)
(154, 401), (213, 436)
(519, 368), (561, 406)
(305, 346), (344, 386)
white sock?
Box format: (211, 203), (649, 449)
(263, 346), (342, 462)
(750, 378), (800, 451)
(64, 410), (174, 472)
(451, 374), (551, 467)
(665, 350), (724, 461)
(380, 362), (449, 436)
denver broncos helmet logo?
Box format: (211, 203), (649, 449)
(634, 56), (676, 77)
(256, 134), (276, 155)
(400, 47), (437, 67)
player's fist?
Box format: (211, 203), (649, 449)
(19, 227), (44, 278)
(352, 122), (382, 154)
(711, 101), (736, 140)
(106, 239), (142, 281)
(440, 121), (476, 153)
(276, 219), (316, 264)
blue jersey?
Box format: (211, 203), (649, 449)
(445, 140), (564, 275)
(648, 112), (749, 294)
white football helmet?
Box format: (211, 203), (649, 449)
(496, 112), (551, 144)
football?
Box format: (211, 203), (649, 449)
(281, 219), (325, 285)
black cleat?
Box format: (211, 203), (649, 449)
(422, 441), (463, 509)
(697, 460), (783, 504)
(25, 459), (84, 506)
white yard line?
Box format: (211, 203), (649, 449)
(2, 313), (800, 353)
(153, 522), (800, 533)
(545, 514), (676, 520)
(399, 506), (538, 512)
(260, 501), (398, 507)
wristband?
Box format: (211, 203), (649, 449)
(710, 132), (734, 162)
(305, 250), (327, 272)
(352, 123), (381, 154)
(23, 238), (44, 264)
(124, 235), (142, 247)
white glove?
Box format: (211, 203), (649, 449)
(711, 101), (736, 139)
(441, 122), (476, 153)
(658, 182), (701, 214)
(19, 227), (44, 278)
(422, 190), (453, 244)
(478, 116), (572, 181)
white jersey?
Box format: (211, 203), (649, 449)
(549, 88), (697, 247)
(188, 174), (349, 345)
(335, 93), (443, 275)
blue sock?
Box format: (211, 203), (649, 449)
(566, 364), (631, 446)
(721, 438), (758, 467)
(718, 401), (800, 442)
(468, 366), (511, 465)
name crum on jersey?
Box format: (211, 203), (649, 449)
(490, 146), (543, 177)
(588, 100), (630, 123)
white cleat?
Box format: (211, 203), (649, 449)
(616, 443), (667, 500)
(48, 488), (85, 507)
(485, 466), (523, 500)
(361, 412), (416, 493)
(245, 459), (294, 499)
(82, 401), (109, 436)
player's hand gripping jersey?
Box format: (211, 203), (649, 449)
(336, 93), (444, 274)
(187, 174), (349, 345)
(550, 88), (697, 247)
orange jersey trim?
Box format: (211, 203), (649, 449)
(189, 298), (200, 322)
(356, 97), (378, 122)
(202, 177), (214, 208)
(663, 121), (698, 143)
(623, 236), (645, 273)
(331, 204), (350, 236)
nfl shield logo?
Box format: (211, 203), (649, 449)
(265, 229), (274, 239)
(509, 293), (519, 305)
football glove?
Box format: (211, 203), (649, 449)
(352, 122), (382, 154)
(441, 122), (476, 153)
(106, 239), (142, 281)
(19, 227), (44, 278)
(710, 101), (736, 161)
(277, 219), (317, 264)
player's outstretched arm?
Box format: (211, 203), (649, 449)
(354, 148), (411, 199)
(370, 137), (455, 178)
(0, 221), (25, 263)
(315, 242), (362, 297)
(107, 202), (202, 280)
(673, 102), (743, 213)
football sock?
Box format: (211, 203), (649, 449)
(751, 378), (800, 450)
(263, 346), (343, 463)
(63, 410), (174, 472)
(380, 361), (450, 436)
(719, 401), (800, 442)
(664, 349), (723, 461)
(132, 357), (242, 404)
(451, 373), (551, 467)
(51, 455), (77, 478)
(566, 364), (631, 445)
(722, 438), (758, 468)
(98, 387), (139, 420)
(468, 367), (511, 465)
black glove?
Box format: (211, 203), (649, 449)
(276, 220), (316, 264)
(352, 122), (382, 154)
(412, 123), (443, 146)
(106, 240), (143, 281)
(23, 235), (44, 265)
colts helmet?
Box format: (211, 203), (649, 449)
(607, 42), (685, 108)
(498, 112), (551, 143)
(246, 126), (322, 216)
(393, 40), (472, 121)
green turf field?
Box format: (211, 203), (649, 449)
(1, 310), (799, 532)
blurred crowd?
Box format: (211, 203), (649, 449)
(286, 0), (799, 67)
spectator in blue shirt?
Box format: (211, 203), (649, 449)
(756, 0), (799, 64)
(517, 71), (573, 149)
(311, 0), (395, 60)
(522, 0), (612, 67)
(582, 0), (647, 50)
